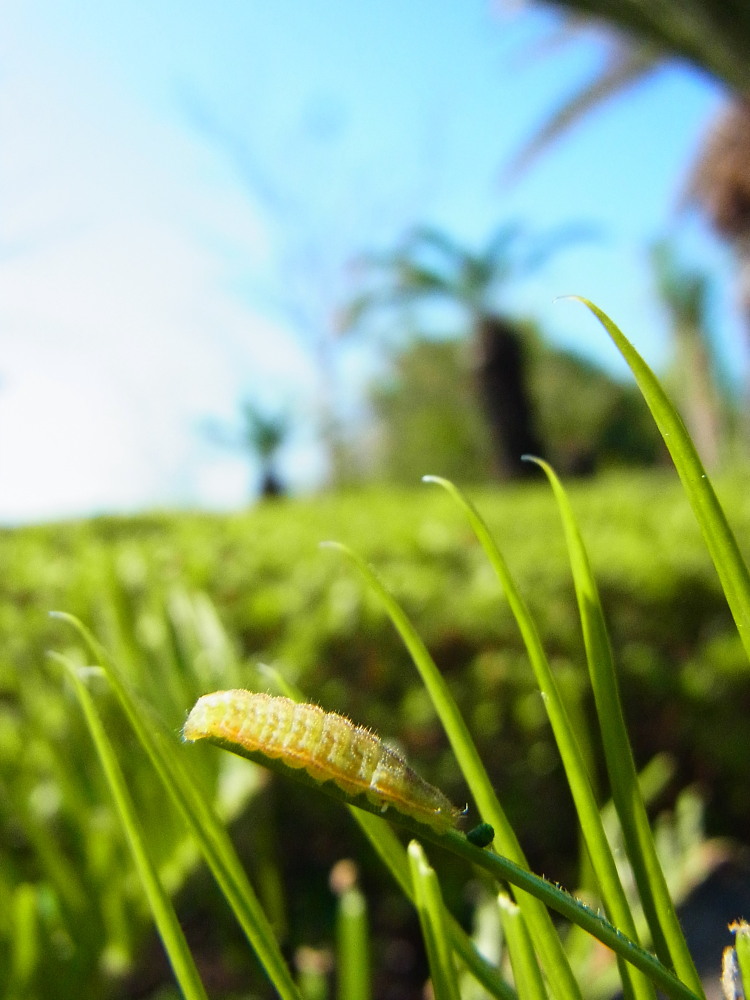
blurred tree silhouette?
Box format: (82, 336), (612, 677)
(650, 239), (731, 468)
(204, 400), (289, 499)
(513, 2), (750, 429)
(345, 223), (593, 479)
(536, 0), (750, 94)
(366, 329), (663, 482)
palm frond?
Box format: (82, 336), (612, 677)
(542, 0), (750, 95)
(505, 42), (664, 178)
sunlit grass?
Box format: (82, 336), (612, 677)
(2, 303), (750, 997)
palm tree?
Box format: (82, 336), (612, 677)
(204, 399), (289, 500)
(531, 0), (750, 95)
(651, 240), (727, 467)
(506, 4), (750, 446)
(523, 3), (750, 280)
(345, 222), (590, 479)
(239, 402), (289, 498)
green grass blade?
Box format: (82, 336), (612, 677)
(428, 830), (700, 1000)
(408, 840), (461, 1000)
(572, 297), (750, 662)
(733, 922), (750, 999)
(51, 612), (301, 1000)
(335, 883), (371, 1000)
(9, 884), (38, 996)
(498, 893), (549, 1000)
(263, 663), (516, 1000)
(530, 457), (704, 997)
(321, 542), (584, 1000)
(351, 809), (516, 1000)
(52, 655), (209, 1000)
(421, 478), (656, 1000)
(174, 711), (695, 1000)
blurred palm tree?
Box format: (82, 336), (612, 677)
(651, 240), (728, 467)
(344, 222), (591, 479)
(506, 1), (750, 449)
(239, 402), (289, 498)
(204, 400), (289, 500)
(532, 1), (750, 96)
(511, 2), (750, 303)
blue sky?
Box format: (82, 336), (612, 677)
(0, 1), (737, 522)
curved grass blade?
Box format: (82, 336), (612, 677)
(339, 804), (702, 1000)
(529, 456), (704, 997)
(351, 809), (516, 1000)
(426, 829), (701, 1000)
(421, 478), (656, 1000)
(498, 893), (549, 1000)
(176, 669), (700, 1000)
(51, 612), (301, 1000)
(321, 542), (584, 1000)
(408, 841), (461, 1000)
(51, 654), (209, 1000)
(570, 297), (750, 662)
(262, 663), (516, 1000)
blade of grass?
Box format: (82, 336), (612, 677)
(9, 884), (38, 997)
(425, 828), (701, 1000)
(351, 809), (516, 1000)
(498, 893), (549, 1000)
(420, 478), (655, 1000)
(321, 541), (584, 1000)
(262, 662), (517, 1000)
(175, 678), (701, 1000)
(335, 883), (371, 1000)
(570, 297), (750, 662)
(529, 456), (703, 997)
(731, 922), (750, 999)
(408, 840), (461, 1000)
(51, 654), (209, 1000)
(51, 612), (302, 1000)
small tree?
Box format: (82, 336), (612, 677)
(204, 399), (290, 500)
(239, 402), (289, 498)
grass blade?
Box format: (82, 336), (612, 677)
(408, 840), (461, 1000)
(321, 542), (584, 1000)
(351, 809), (516, 1000)
(498, 893), (548, 1000)
(334, 879), (371, 1000)
(421, 478), (656, 1000)
(52, 612), (301, 1000)
(52, 655), (209, 1000)
(571, 297), (750, 662)
(529, 456), (704, 996)
(263, 662), (517, 1000)
(429, 829), (700, 1000)
(733, 922), (750, 999)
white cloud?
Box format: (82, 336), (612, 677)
(0, 8), (327, 522)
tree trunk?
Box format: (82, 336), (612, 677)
(474, 315), (545, 479)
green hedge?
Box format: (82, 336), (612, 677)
(2, 468), (749, 996)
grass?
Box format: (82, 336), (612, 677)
(2, 301), (750, 998)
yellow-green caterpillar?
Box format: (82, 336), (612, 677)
(183, 690), (462, 832)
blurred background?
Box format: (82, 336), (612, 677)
(1, 0), (747, 521)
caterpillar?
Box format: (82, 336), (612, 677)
(183, 690), (463, 833)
